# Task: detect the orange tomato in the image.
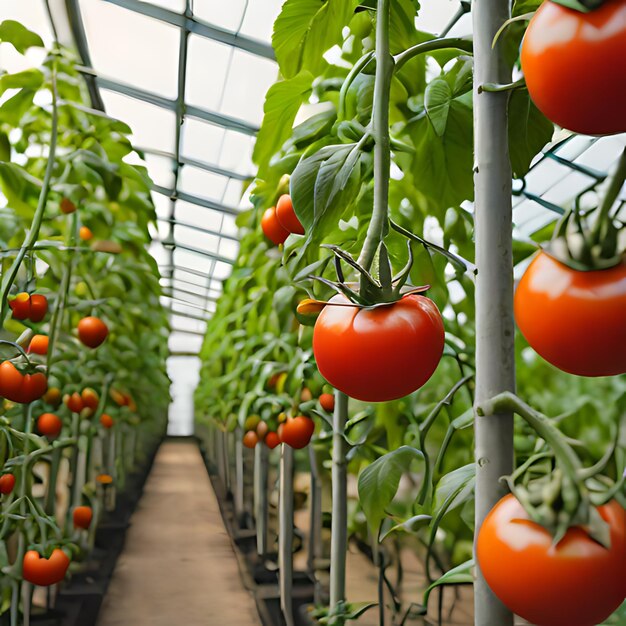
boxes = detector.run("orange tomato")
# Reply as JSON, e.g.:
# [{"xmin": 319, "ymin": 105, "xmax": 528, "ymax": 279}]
[
  {"xmin": 73, "ymin": 505, "xmax": 93, "ymax": 530},
  {"xmin": 275, "ymin": 194, "xmax": 304, "ymax": 235},
  {"xmin": 28, "ymin": 294, "xmax": 48, "ymax": 323},
  {"xmin": 77, "ymin": 316, "xmax": 108, "ymax": 349},
  {"xmin": 65, "ymin": 392, "xmax": 84, "ymax": 413},
  {"xmin": 22, "ymin": 549, "xmax": 70, "ymax": 586},
  {"xmin": 28, "ymin": 335, "xmax": 49, "ymax": 355},
  {"xmin": 81, "ymin": 388, "xmax": 99, "ymax": 410},
  {"xmin": 100, "ymin": 413, "xmax": 114, "ymax": 429},
  {"xmin": 261, "ymin": 207, "xmax": 289, "ymax": 246},
  {"xmin": 319, "ymin": 393, "xmax": 335, "ymax": 412},
  {"xmin": 79, "ymin": 226, "xmax": 93, "ymax": 241},
  {"xmin": 280, "ymin": 416, "xmax": 315, "ymax": 449},
  {"xmin": 37, "ymin": 413, "xmax": 62, "ymax": 438},
  {"xmin": 243, "ymin": 431, "xmax": 259, "ymax": 449}
]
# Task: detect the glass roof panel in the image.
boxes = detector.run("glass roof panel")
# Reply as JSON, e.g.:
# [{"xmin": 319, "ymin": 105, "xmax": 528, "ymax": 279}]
[
  {"xmin": 181, "ymin": 118, "xmax": 226, "ymax": 164},
  {"xmin": 174, "ymin": 201, "xmax": 229, "ymax": 230},
  {"xmin": 174, "ymin": 223, "xmax": 221, "ymax": 251},
  {"xmin": 79, "ymin": 0, "xmax": 180, "ymax": 98},
  {"xmin": 178, "ymin": 166, "xmax": 229, "ymax": 202},
  {"xmin": 145, "ymin": 0, "xmax": 185, "ymax": 12},
  {"xmin": 191, "ymin": 0, "xmax": 249, "ymax": 32},
  {"xmin": 239, "ymin": 0, "xmax": 284, "ymax": 40}
]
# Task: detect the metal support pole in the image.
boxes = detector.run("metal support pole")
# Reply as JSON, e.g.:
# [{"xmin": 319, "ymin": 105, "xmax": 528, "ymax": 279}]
[
  {"xmin": 279, "ymin": 444, "xmax": 295, "ymax": 626},
  {"xmin": 254, "ymin": 444, "xmax": 269, "ymax": 556},
  {"xmin": 234, "ymin": 426, "xmax": 245, "ymax": 522},
  {"xmin": 472, "ymin": 0, "xmax": 516, "ymax": 624},
  {"xmin": 308, "ymin": 444, "xmax": 323, "ymax": 604}
]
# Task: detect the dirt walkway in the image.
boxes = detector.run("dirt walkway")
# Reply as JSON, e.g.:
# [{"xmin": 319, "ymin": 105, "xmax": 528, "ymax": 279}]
[{"xmin": 97, "ymin": 440, "xmax": 259, "ymax": 626}]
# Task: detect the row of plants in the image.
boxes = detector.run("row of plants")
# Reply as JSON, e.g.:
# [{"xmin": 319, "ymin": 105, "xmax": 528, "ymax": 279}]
[
  {"xmin": 196, "ymin": 0, "xmax": 625, "ymax": 625},
  {"xmin": 0, "ymin": 22, "xmax": 170, "ymax": 623}
]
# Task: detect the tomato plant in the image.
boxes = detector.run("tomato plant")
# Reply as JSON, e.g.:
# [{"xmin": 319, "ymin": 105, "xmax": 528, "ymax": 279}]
[
  {"xmin": 313, "ymin": 294, "xmax": 445, "ymax": 402},
  {"xmin": 515, "ymin": 252, "xmax": 626, "ymax": 376},
  {"xmin": 477, "ymin": 494, "xmax": 626, "ymax": 626},
  {"xmin": 77, "ymin": 316, "xmax": 109, "ymax": 349},
  {"xmin": 521, "ymin": 0, "xmax": 626, "ymax": 135},
  {"xmin": 73, "ymin": 506, "xmax": 93, "ymax": 530},
  {"xmin": 22, "ymin": 549, "xmax": 70, "ymax": 587}
]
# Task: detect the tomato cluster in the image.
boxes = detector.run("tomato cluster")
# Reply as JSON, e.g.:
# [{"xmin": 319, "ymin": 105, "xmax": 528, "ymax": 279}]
[
  {"xmin": 261, "ymin": 194, "xmax": 305, "ymax": 246},
  {"xmin": 9, "ymin": 293, "xmax": 48, "ymax": 323},
  {"xmin": 242, "ymin": 413, "xmax": 315, "ymax": 450},
  {"xmin": 0, "ymin": 361, "xmax": 47, "ymax": 404}
]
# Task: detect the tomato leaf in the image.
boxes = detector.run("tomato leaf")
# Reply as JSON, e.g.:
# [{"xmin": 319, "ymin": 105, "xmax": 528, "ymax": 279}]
[
  {"xmin": 358, "ymin": 446, "xmax": 424, "ymax": 533},
  {"xmin": 423, "ymin": 559, "xmax": 474, "ymax": 607},
  {"xmin": 272, "ymin": 0, "xmax": 357, "ymax": 79},
  {"xmin": 0, "ymin": 20, "xmax": 44, "ymax": 54},
  {"xmin": 252, "ymin": 71, "xmax": 314, "ymax": 175},
  {"xmin": 424, "ymin": 79, "xmax": 452, "ymax": 137},
  {"xmin": 0, "ymin": 69, "xmax": 44, "ymax": 95},
  {"xmin": 508, "ymin": 90, "xmax": 554, "ymax": 179}
]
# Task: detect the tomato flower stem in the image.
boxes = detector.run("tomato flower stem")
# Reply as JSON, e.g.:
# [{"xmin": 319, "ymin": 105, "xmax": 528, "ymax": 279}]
[
  {"xmin": 394, "ymin": 37, "xmax": 473, "ymax": 73},
  {"xmin": 338, "ymin": 51, "xmax": 375, "ymax": 121},
  {"xmin": 591, "ymin": 147, "xmax": 626, "ymax": 247}
]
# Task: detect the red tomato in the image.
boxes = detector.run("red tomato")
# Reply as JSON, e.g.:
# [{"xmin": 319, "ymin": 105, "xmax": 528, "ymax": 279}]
[
  {"xmin": 319, "ymin": 393, "xmax": 335, "ymax": 412},
  {"xmin": 28, "ymin": 335, "xmax": 49, "ymax": 355},
  {"xmin": 37, "ymin": 413, "xmax": 62, "ymax": 438},
  {"xmin": 22, "ymin": 373, "xmax": 47, "ymax": 402},
  {"xmin": 22, "ymin": 549, "xmax": 70, "ymax": 586},
  {"xmin": 256, "ymin": 421, "xmax": 268, "ymax": 440},
  {"xmin": 28, "ymin": 295, "xmax": 48, "ymax": 323},
  {"xmin": 515, "ymin": 252, "xmax": 626, "ymax": 377},
  {"xmin": 261, "ymin": 207, "xmax": 289, "ymax": 246},
  {"xmin": 9, "ymin": 293, "xmax": 30, "ymax": 320},
  {"xmin": 477, "ymin": 495, "xmax": 626, "ymax": 626},
  {"xmin": 100, "ymin": 413, "xmax": 114, "ymax": 429},
  {"xmin": 73, "ymin": 505, "xmax": 93, "ymax": 529},
  {"xmin": 60, "ymin": 198, "xmax": 76, "ymax": 214},
  {"xmin": 77, "ymin": 316, "xmax": 109, "ymax": 348},
  {"xmin": 243, "ymin": 431, "xmax": 259, "ymax": 449},
  {"xmin": 0, "ymin": 362, "xmax": 47, "ymax": 403},
  {"xmin": 521, "ymin": 0, "xmax": 626, "ymax": 135},
  {"xmin": 65, "ymin": 392, "xmax": 84, "ymax": 413},
  {"xmin": 275, "ymin": 194, "xmax": 304, "ymax": 235},
  {"xmin": 81, "ymin": 388, "xmax": 99, "ymax": 410},
  {"xmin": 280, "ymin": 416, "xmax": 315, "ymax": 449},
  {"xmin": 313, "ymin": 294, "xmax": 445, "ymax": 402},
  {"xmin": 265, "ymin": 431, "xmax": 281, "ymax": 449},
  {"xmin": 0, "ymin": 474, "xmax": 16, "ymax": 495}
]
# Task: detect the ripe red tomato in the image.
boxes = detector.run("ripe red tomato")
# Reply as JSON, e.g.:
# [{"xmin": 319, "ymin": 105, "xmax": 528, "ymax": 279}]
[
  {"xmin": 265, "ymin": 431, "xmax": 280, "ymax": 449},
  {"xmin": 60, "ymin": 198, "xmax": 76, "ymax": 214},
  {"xmin": 28, "ymin": 335, "xmax": 49, "ymax": 355},
  {"xmin": 0, "ymin": 362, "xmax": 47, "ymax": 403},
  {"xmin": 73, "ymin": 505, "xmax": 93, "ymax": 529},
  {"xmin": 515, "ymin": 252, "xmax": 626, "ymax": 377},
  {"xmin": 281, "ymin": 416, "xmax": 315, "ymax": 449},
  {"xmin": 28, "ymin": 295, "xmax": 48, "ymax": 323},
  {"xmin": 77, "ymin": 316, "xmax": 109, "ymax": 348},
  {"xmin": 477, "ymin": 495, "xmax": 626, "ymax": 626},
  {"xmin": 313, "ymin": 294, "xmax": 445, "ymax": 402},
  {"xmin": 22, "ymin": 549, "xmax": 70, "ymax": 586},
  {"xmin": 9, "ymin": 293, "xmax": 30, "ymax": 320},
  {"xmin": 37, "ymin": 413, "xmax": 62, "ymax": 438},
  {"xmin": 81, "ymin": 388, "xmax": 99, "ymax": 410},
  {"xmin": 0, "ymin": 474, "xmax": 16, "ymax": 495},
  {"xmin": 65, "ymin": 392, "xmax": 84, "ymax": 413},
  {"xmin": 275, "ymin": 194, "xmax": 304, "ymax": 235},
  {"xmin": 521, "ymin": 0, "xmax": 626, "ymax": 135},
  {"xmin": 100, "ymin": 413, "xmax": 114, "ymax": 429},
  {"xmin": 110, "ymin": 388, "xmax": 128, "ymax": 406},
  {"xmin": 243, "ymin": 431, "xmax": 259, "ymax": 449},
  {"xmin": 319, "ymin": 393, "xmax": 335, "ymax": 412},
  {"xmin": 261, "ymin": 207, "xmax": 290, "ymax": 246}
]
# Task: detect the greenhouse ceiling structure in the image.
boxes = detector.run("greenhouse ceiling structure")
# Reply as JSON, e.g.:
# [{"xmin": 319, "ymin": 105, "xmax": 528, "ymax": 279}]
[{"xmin": 2, "ymin": 0, "xmax": 623, "ymax": 358}]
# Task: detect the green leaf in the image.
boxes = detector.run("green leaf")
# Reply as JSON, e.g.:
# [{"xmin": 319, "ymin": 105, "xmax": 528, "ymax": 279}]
[
  {"xmin": 252, "ymin": 71, "xmax": 313, "ymax": 173},
  {"xmin": 0, "ymin": 131, "xmax": 10, "ymax": 162},
  {"xmin": 291, "ymin": 142, "xmax": 362, "ymax": 249},
  {"xmin": 423, "ymin": 559, "xmax": 474, "ymax": 606},
  {"xmin": 0, "ymin": 88, "xmax": 35, "ymax": 126},
  {"xmin": 358, "ymin": 446, "xmax": 424, "ymax": 533},
  {"xmin": 512, "ymin": 0, "xmax": 542, "ymax": 15},
  {"xmin": 0, "ymin": 162, "xmax": 42, "ymax": 215},
  {"xmin": 379, "ymin": 514, "xmax": 432, "ymax": 541},
  {"xmin": 424, "ymin": 79, "xmax": 452, "ymax": 137},
  {"xmin": 508, "ymin": 90, "xmax": 553, "ymax": 179},
  {"xmin": 0, "ymin": 69, "xmax": 44, "ymax": 95},
  {"xmin": 0, "ymin": 20, "xmax": 44, "ymax": 54},
  {"xmin": 433, "ymin": 463, "xmax": 475, "ymax": 517},
  {"xmin": 272, "ymin": 0, "xmax": 357, "ymax": 79}
]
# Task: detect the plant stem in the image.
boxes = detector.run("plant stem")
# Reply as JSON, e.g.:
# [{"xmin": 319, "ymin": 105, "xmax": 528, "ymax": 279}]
[
  {"xmin": 0, "ymin": 63, "xmax": 59, "ymax": 324},
  {"xmin": 338, "ymin": 51, "xmax": 375, "ymax": 121},
  {"xmin": 472, "ymin": 0, "xmax": 515, "ymax": 621},
  {"xmin": 358, "ymin": 0, "xmax": 393, "ymax": 293},
  {"xmin": 591, "ymin": 147, "xmax": 626, "ymax": 246},
  {"xmin": 393, "ymin": 37, "xmax": 473, "ymax": 73},
  {"xmin": 329, "ymin": 390, "xmax": 349, "ymax": 610},
  {"xmin": 278, "ymin": 443, "xmax": 295, "ymax": 626}
]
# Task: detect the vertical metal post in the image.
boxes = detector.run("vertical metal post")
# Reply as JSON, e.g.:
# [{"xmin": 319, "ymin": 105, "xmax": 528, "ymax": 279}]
[
  {"xmin": 254, "ymin": 444, "xmax": 269, "ymax": 556},
  {"xmin": 279, "ymin": 444, "xmax": 295, "ymax": 626},
  {"xmin": 472, "ymin": 0, "xmax": 516, "ymax": 624},
  {"xmin": 329, "ymin": 390, "xmax": 349, "ymax": 608},
  {"xmin": 308, "ymin": 444, "xmax": 323, "ymax": 604},
  {"xmin": 234, "ymin": 426, "xmax": 245, "ymax": 522}
]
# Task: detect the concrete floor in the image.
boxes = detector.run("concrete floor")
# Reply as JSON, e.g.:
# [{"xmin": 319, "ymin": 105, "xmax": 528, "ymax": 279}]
[{"xmin": 97, "ymin": 441, "xmax": 259, "ymax": 626}]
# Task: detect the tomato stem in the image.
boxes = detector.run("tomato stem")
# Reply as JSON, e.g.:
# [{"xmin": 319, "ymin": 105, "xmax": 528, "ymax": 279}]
[
  {"xmin": 394, "ymin": 37, "xmax": 473, "ymax": 72},
  {"xmin": 591, "ymin": 147, "xmax": 626, "ymax": 248},
  {"xmin": 358, "ymin": 0, "xmax": 393, "ymax": 295}
]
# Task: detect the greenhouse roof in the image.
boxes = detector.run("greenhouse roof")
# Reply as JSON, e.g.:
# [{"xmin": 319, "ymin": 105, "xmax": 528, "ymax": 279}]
[{"xmin": 1, "ymin": 0, "xmax": 624, "ymax": 357}]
